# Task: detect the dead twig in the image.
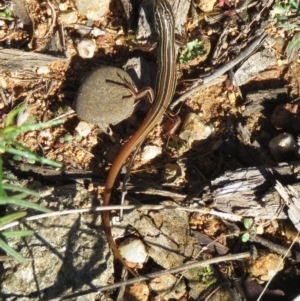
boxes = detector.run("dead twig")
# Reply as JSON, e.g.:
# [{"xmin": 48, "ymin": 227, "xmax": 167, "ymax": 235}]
[
  {"xmin": 0, "ymin": 204, "xmax": 243, "ymax": 232},
  {"xmin": 41, "ymin": 0, "xmax": 57, "ymax": 40},
  {"xmin": 50, "ymin": 251, "xmax": 252, "ymax": 300},
  {"xmin": 0, "ymin": 204, "xmax": 182, "ymax": 231}
]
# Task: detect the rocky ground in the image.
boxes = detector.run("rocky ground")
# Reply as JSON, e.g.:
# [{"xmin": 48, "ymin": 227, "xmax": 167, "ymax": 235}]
[{"xmin": 1, "ymin": 0, "xmax": 300, "ymax": 300}]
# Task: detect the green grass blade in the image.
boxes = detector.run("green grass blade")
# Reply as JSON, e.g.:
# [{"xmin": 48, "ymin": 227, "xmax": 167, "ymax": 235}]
[
  {"xmin": 6, "ymin": 119, "xmax": 63, "ymax": 138},
  {"xmin": 5, "ymin": 138, "xmax": 37, "ymax": 154},
  {"xmin": 0, "ymin": 157, "xmax": 6, "ymax": 197},
  {"xmin": 0, "ymin": 236, "xmax": 27, "ymax": 263},
  {"xmin": 277, "ymin": 23, "xmax": 300, "ymax": 28},
  {"xmin": 4, "ymin": 104, "xmax": 27, "ymax": 127},
  {"xmin": 2, "ymin": 145, "xmax": 61, "ymax": 167},
  {"xmin": 9, "ymin": 193, "xmax": 30, "ymax": 199},
  {"xmin": 289, "ymin": 0, "xmax": 299, "ymax": 10},
  {"xmin": 288, "ymin": 35, "xmax": 300, "ymax": 49},
  {"xmin": 0, "ymin": 211, "xmax": 27, "ymax": 226},
  {"xmin": 2, "ymin": 175, "xmax": 18, "ymax": 181},
  {"xmin": 277, "ymin": 15, "xmax": 288, "ymax": 20},
  {"xmin": 1, "ymin": 125, "xmax": 20, "ymax": 137},
  {"xmin": 1, "ymin": 230, "xmax": 34, "ymax": 238},
  {"xmin": 2, "ymin": 184, "xmax": 39, "ymax": 196},
  {"xmin": 0, "ymin": 197, "xmax": 52, "ymax": 213}
]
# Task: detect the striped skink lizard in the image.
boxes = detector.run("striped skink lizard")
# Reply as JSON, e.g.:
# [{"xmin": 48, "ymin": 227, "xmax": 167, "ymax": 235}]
[{"xmin": 102, "ymin": 0, "xmax": 177, "ymax": 277}]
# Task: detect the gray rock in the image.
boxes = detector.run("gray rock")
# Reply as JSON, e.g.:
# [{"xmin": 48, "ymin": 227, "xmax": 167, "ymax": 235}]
[
  {"xmin": 73, "ymin": 0, "xmax": 110, "ymax": 20},
  {"xmin": 149, "ymin": 274, "xmax": 186, "ymax": 299},
  {"xmin": 58, "ymin": 10, "xmax": 78, "ymax": 25},
  {"xmin": 114, "ymin": 200, "xmax": 195, "ymax": 270},
  {"xmin": 75, "ymin": 66, "xmax": 136, "ymax": 127},
  {"xmin": 179, "ymin": 112, "xmax": 212, "ymax": 145},
  {"xmin": 119, "ymin": 237, "xmax": 148, "ymax": 263},
  {"xmin": 140, "ymin": 145, "xmax": 162, "ymax": 163},
  {"xmin": 163, "ymin": 163, "xmax": 182, "ymax": 183},
  {"xmin": 268, "ymin": 132, "xmax": 298, "ymax": 161},
  {"xmin": 0, "ymin": 184, "xmax": 113, "ymax": 300},
  {"xmin": 76, "ymin": 39, "xmax": 96, "ymax": 58}
]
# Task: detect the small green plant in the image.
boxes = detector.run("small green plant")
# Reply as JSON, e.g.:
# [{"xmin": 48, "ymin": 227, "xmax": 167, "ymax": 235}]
[
  {"xmin": 61, "ymin": 133, "xmax": 82, "ymax": 143},
  {"xmin": 271, "ymin": 0, "xmax": 299, "ymax": 20},
  {"xmin": 63, "ymin": 134, "xmax": 73, "ymax": 142},
  {"xmin": 241, "ymin": 218, "xmax": 254, "ymax": 243},
  {"xmin": 0, "ymin": 9, "xmax": 14, "ymax": 21},
  {"xmin": 0, "ymin": 105, "xmax": 63, "ymax": 263},
  {"xmin": 271, "ymin": 0, "xmax": 300, "ymax": 50},
  {"xmin": 179, "ymin": 39, "xmax": 206, "ymax": 63},
  {"xmin": 168, "ymin": 139, "xmax": 187, "ymax": 150},
  {"xmin": 197, "ymin": 266, "xmax": 216, "ymax": 286},
  {"xmin": 13, "ymin": 154, "xmax": 36, "ymax": 164},
  {"xmin": 76, "ymin": 134, "xmax": 83, "ymax": 141}
]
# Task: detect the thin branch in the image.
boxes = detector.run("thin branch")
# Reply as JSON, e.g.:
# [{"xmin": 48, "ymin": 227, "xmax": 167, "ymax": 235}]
[
  {"xmin": 42, "ymin": 0, "xmax": 57, "ymax": 40},
  {"xmin": 0, "ymin": 205, "xmax": 242, "ymax": 231},
  {"xmin": 50, "ymin": 251, "xmax": 251, "ymax": 300},
  {"xmin": 0, "ymin": 204, "xmax": 179, "ymax": 231}
]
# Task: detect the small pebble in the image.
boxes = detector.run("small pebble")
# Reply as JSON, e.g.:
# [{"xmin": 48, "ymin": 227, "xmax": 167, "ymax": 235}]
[
  {"xmin": 74, "ymin": 0, "xmax": 110, "ymax": 20},
  {"xmin": 75, "ymin": 121, "xmax": 91, "ymax": 137},
  {"xmin": 77, "ymin": 39, "xmax": 95, "ymax": 58},
  {"xmin": 271, "ymin": 103, "xmax": 300, "ymax": 131},
  {"xmin": 268, "ymin": 132, "xmax": 298, "ymax": 161},
  {"xmin": 140, "ymin": 145, "xmax": 162, "ymax": 163},
  {"xmin": 119, "ymin": 237, "xmax": 147, "ymax": 264},
  {"xmin": 36, "ymin": 66, "xmax": 50, "ymax": 75},
  {"xmin": 115, "ymin": 39, "xmax": 123, "ymax": 46},
  {"xmin": 179, "ymin": 112, "xmax": 212, "ymax": 145},
  {"xmin": 59, "ymin": 2, "xmax": 69, "ymax": 11},
  {"xmin": 90, "ymin": 27, "xmax": 105, "ymax": 37},
  {"xmin": 58, "ymin": 11, "xmax": 78, "ymax": 25},
  {"xmin": 163, "ymin": 163, "xmax": 181, "ymax": 183},
  {"xmin": 56, "ymin": 154, "xmax": 63, "ymax": 162}
]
